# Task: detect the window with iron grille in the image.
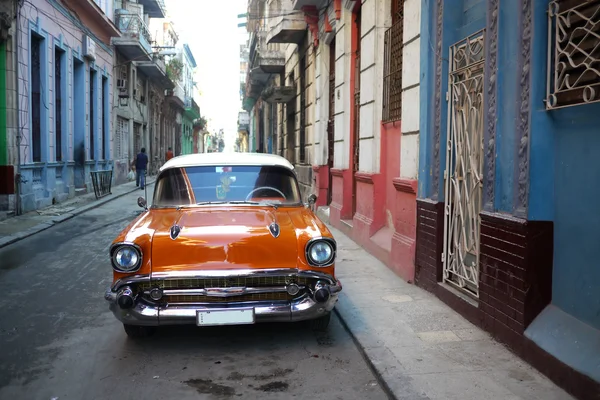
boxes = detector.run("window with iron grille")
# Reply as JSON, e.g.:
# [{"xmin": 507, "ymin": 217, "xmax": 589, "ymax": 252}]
[
  {"xmin": 546, "ymin": 0, "xmax": 600, "ymax": 110},
  {"xmin": 299, "ymin": 53, "xmax": 307, "ymax": 163},
  {"xmin": 382, "ymin": 0, "xmax": 404, "ymax": 123}
]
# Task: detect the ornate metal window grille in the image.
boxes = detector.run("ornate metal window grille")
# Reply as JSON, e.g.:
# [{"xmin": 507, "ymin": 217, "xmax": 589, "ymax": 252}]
[
  {"xmin": 299, "ymin": 53, "xmax": 307, "ymax": 163},
  {"xmin": 382, "ymin": 1, "xmax": 404, "ymax": 123},
  {"xmin": 55, "ymin": 48, "xmax": 63, "ymax": 162},
  {"xmin": 546, "ymin": 0, "xmax": 600, "ymax": 110},
  {"xmin": 31, "ymin": 35, "xmax": 42, "ymax": 163},
  {"xmin": 442, "ymin": 30, "xmax": 486, "ymax": 298}
]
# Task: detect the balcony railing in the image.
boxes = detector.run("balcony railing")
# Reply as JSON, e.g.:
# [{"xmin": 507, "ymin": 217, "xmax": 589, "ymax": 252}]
[{"xmin": 115, "ymin": 10, "xmax": 152, "ymax": 54}]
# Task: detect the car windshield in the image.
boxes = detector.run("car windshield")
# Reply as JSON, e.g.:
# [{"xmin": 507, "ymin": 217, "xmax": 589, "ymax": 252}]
[{"xmin": 152, "ymin": 165, "xmax": 302, "ymax": 207}]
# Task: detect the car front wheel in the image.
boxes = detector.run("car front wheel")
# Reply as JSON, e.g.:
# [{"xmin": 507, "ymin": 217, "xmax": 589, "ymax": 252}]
[
  {"xmin": 309, "ymin": 313, "xmax": 331, "ymax": 331},
  {"xmin": 123, "ymin": 324, "xmax": 157, "ymax": 338}
]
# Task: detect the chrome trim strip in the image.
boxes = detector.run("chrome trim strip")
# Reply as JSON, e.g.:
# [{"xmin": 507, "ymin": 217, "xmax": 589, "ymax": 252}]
[
  {"xmin": 149, "ymin": 268, "xmax": 337, "ymax": 284},
  {"xmin": 305, "ymin": 237, "xmax": 337, "ymax": 267},
  {"xmin": 147, "ymin": 286, "xmax": 302, "ymax": 297},
  {"xmin": 150, "ymin": 268, "xmax": 300, "ymax": 279}
]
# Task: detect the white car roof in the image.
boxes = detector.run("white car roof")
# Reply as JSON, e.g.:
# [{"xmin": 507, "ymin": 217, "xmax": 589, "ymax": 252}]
[{"xmin": 159, "ymin": 152, "xmax": 295, "ymax": 172}]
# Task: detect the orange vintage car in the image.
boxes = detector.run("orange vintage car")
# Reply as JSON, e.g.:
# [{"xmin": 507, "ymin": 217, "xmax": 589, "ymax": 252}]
[{"xmin": 104, "ymin": 153, "xmax": 342, "ymax": 338}]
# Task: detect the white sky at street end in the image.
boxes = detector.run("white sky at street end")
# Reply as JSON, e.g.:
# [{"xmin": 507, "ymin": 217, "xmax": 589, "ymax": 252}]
[{"xmin": 166, "ymin": 0, "xmax": 248, "ymax": 152}]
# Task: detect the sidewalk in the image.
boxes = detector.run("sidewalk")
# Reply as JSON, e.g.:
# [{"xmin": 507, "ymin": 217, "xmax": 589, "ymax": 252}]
[
  {"xmin": 0, "ymin": 179, "xmax": 154, "ymax": 249},
  {"xmin": 329, "ymin": 224, "xmax": 574, "ymax": 400}
]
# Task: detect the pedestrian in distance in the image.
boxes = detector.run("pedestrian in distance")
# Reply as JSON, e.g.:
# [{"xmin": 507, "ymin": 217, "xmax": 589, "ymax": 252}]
[
  {"xmin": 131, "ymin": 147, "xmax": 148, "ymax": 190},
  {"xmin": 166, "ymin": 147, "xmax": 174, "ymax": 161}
]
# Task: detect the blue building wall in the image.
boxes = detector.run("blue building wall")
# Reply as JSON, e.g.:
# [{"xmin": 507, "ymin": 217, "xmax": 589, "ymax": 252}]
[
  {"xmin": 418, "ymin": 0, "xmax": 486, "ymax": 200},
  {"xmin": 419, "ymin": 0, "xmax": 600, "ymax": 384},
  {"xmin": 526, "ymin": 0, "xmax": 600, "ymax": 331},
  {"xmin": 493, "ymin": 0, "xmax": 519, "ymax": 213}
]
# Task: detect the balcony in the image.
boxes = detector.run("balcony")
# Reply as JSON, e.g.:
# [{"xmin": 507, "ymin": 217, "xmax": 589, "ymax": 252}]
[
  {"xmin": 136, "ymin": 56, "xmax": 174, "ymax": 89},
  {"xmin": 137, "ymin": 0, "xmax": 166, "ymax": 18},
  {"xmin": 262, "ymin": 85, "xmax": 296, "ymax": 103},
  {"xmin": 266, "ymin": 10, "xmax": 306, "ymax": 44},
  {"xmin": 254, "ymin": 33, "xmax": 285, "ymax": 74},
  {"xmin": 113, "ymin": 10, "xmax": 152, "ymax": 61},
  {"xmin": 185, "ymin": 97, "xmax": 201, "ymax": 120},
  {"xmin": 291, "ymin": 0, "xmax": 328, "ymax": 10},
  {"xmin": 167, "ymin": 81, "xmax": 186, "ymax": 109},
  {"xmin": 64, "ymin": 0, "xmax": 120, "ymax": 38},
  {"xmin": 247, "ymin": 31, "xmax": 285, "ymax": 90},
  {"xmin": 238, "ymin": 111, "xmax": 250, "ymax": 132}
]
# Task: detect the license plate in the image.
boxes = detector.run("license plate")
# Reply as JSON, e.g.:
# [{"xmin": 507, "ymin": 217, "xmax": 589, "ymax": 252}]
[{"xmin": 196, "ymin": 308, "xmax": 255, "ymax": 326}]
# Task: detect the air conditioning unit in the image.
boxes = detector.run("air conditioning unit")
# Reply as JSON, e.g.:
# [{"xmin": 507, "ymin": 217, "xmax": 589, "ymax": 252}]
[{"xmin": 82, "ymin": 35, "xmax": 96, "ymax": 61}]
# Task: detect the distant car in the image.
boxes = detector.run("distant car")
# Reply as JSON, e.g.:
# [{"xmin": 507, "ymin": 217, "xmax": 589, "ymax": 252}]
[{"xmin": 104, "ymin": 153, "xmax": 342, "ymax": 338}]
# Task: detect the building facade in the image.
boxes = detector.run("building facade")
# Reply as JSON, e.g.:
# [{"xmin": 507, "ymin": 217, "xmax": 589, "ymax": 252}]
[
  {"xmin": 112, "ymin": 0, "xmax": 174, "ymax": 181},
  {"xmin": 13, "ymin": 0, "xmax": 119, "ymax": 212},
  {"xmin": 243, "ymin": 0, "xmax": 421, "ymax": 279},
  {"xmin": 416, "ymin": 0, "xmax": 600, "ymax": 398},
  {"xmin": 0, "ymin": 0, "xmax": 17, "ymax": 219},
  {"xmin": 179, "ymin": 43, "xmax": 199, "ymax": 155},
  {"xmin": 0, "ymin": 0, "xmax": 191, "ymax": 217}
]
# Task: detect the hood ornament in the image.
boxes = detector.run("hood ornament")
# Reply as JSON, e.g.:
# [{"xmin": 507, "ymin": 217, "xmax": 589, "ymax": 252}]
[
  {"xmin": 269, "ymin": 222, "xmax": 280, "ymax": 238},
  {"xmin": 170, "ymin": 224, "xmax": 181, "ymax": 240}
]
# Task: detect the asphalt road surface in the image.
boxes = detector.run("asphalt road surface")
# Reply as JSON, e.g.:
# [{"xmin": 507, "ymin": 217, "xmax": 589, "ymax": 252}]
[{"xmin": 0, "ymin": 187, "xmax": 387, "ymax": 400}]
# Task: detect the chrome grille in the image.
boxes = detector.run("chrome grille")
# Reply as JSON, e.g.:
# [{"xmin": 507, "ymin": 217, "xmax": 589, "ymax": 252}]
[
  {"xmin": 136, "ymin": 274, "xmax": 317, "ymax": 304},
  {"xmin": 138, "ymin": 276, "xmax": 313, "ymax": 291}
]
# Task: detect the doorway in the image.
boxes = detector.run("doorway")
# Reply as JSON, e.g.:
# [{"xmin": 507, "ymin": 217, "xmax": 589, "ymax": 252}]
[
  {"xmin": 442, "ymin": 31, "xmax": 486, "ymax": 298},
  {"xmin": 73, "ymin": 58, "xmax": 85, "ymax": 188}
]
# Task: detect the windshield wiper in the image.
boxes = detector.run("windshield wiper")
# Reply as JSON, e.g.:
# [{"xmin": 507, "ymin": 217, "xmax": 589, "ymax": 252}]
[{"xmin": 195, "ymin": 201, "xmax": 229, "ymax": 205}]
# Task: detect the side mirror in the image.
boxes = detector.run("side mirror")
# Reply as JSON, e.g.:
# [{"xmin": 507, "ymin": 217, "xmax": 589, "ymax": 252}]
[
  {"xmin": 307, "ymin": 194, "xmax": 317, "ymax": 210},
  {"xmin": 137, "ymin": 196, "xmax": 147, "ymax": 209}
]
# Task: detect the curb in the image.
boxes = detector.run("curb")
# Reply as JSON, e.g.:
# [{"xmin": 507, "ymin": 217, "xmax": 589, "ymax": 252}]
[
  {"xmin": 334, "ymin": 306, "xmax": 397, "ymax": 400},
  {"xmin": 0, "ymin": 181, "xmax": 155, "ymax": 250}
]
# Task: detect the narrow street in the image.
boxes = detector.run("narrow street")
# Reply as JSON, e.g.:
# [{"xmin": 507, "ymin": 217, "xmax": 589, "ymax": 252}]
[{"xmin": 0, "ymin": 187, "xmax": 387, "ymax": 400}]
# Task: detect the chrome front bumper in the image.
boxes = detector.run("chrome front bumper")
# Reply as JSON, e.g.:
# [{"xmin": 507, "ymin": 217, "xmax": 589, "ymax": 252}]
[{"xmin": 104, "ymin": 272, "xmax": 342, "ymax": 326}]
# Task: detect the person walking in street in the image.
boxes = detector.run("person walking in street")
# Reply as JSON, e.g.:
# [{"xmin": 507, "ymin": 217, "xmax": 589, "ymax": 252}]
[
  {"xmin": 166, "ymin": 147, "xmax": 174, "ymax": 161},
  {"xmin": 131, "ymin": 148, "xmax": 148, "ymax": 190}
]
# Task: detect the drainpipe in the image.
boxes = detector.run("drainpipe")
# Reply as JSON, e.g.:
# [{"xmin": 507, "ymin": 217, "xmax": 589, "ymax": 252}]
[{"xmin": 14, "ymin": 0, "xmax": 22, "ymax": 216}]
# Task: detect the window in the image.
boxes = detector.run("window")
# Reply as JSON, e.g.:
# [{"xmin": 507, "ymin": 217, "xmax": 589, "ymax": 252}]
[
  {"xmin": 153, "ymin": 165, "xmax": 302, "ymax": 207},
  {"xmin": 546, "ymin": 0, "xmax": 600, "ymax": 109},
  {"xmin": 299, "ymin": 53, "xmax": 307, "ymax": 163},
  {"xmin": 115, "ymin": 116, "xmax": 128, "ymax": 159},
  {"xmin": 31, "ymin": 34, "xmax": 42, "ymax": 162},
  {"xmin": 55, "ymin": 48, "xmax": 65, "ymax": 162},
  {"xmin": 382, "ymin": 0, "xmax": 404, "ymax": 123},
  {"xmin": 89, "ymin": 68, "xmax": 96, "ymax": 160}
]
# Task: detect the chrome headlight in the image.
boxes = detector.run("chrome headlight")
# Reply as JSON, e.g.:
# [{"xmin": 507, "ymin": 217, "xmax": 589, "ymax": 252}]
[
  {"xmin": 110, "ymin": 243, "xmax": 143, "ymax": 273},
  {"xmin": 305, "ymin": 238, "xmax": 336, "ymax": 267}
]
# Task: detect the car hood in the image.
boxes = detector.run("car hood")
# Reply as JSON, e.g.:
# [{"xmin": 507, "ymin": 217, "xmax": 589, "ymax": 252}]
[{"xmin": 147, "ymin": 207, "xmax": 302, "ymax": 273}]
